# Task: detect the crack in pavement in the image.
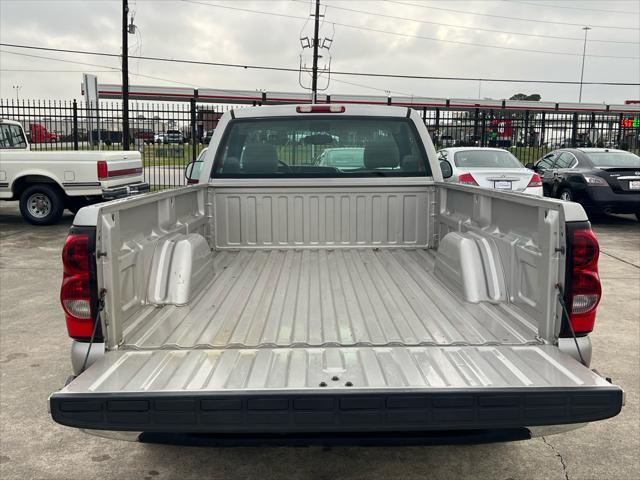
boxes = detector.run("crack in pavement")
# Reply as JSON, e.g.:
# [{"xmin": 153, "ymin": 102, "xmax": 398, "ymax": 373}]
[
  {"xmin": 541, "ymin": 436, "xmax": 569, "ymax": 480},
  {"xmin": 600, "ymin": 250, "xmax": 640, "ymax": 270}
]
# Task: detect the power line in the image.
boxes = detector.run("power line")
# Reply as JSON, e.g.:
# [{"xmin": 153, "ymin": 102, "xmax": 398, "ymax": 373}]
[
  {"xmin": 182, "ymin": 0, "xmax": 309, "ymax": 21},
  {"xmin": 1, "ymin": 69, "xmax": 115, "ymax": 73},
  {"xmin": 384, "ymin": 0, "xmax": 640, "ymax": 31},
  {"xmin": 0, "ymin": 44, "xmax": 301, "ymax": 73},
  {"xmin": 0, "ymin": 49, "xmax": 198, "ymax": 87},
  {"xmin": 184, "ymin": 0, "xmax": 639, "ymax": 58},
  {"xmin": 506, "ymin": 0, "xmax": 639, "ymax": 15},
  {"xmin": 327, "ymin": 68, "xmax": 640, "ymax": 86},
  {"xmin": 1, "ymin": 43, "xmax": 638, "ymax": 86},
  {"xmin": 330, "ymin": 21, "xmax": 638, "ymax": 59},
  {"xmin": 308, "ymin": 0, "xmax": 638, "ymax": 45}
]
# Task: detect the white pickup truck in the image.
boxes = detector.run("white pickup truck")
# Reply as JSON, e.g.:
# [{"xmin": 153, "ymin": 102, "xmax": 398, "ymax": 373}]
[
  {"xmin": 0, "ymin": 119, "xmax": 149, "ymax": 225},
  {"xmin": 49, "ymin": 104, "xmax": 622, "ymax": 445}
]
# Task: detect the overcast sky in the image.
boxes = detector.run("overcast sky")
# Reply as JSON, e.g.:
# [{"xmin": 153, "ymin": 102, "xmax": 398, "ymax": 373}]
[{"xmin": 1, "ymin": 0, "xmax": 639, "ymax": 103}]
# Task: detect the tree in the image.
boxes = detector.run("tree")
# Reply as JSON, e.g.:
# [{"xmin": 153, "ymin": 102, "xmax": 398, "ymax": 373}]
[{"xmin": 510, "ymin": 93, "xmax": 542, "ymax": 101}]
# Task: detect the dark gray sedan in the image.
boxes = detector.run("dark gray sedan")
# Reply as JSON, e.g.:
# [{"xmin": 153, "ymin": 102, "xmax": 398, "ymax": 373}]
[{"xmin": 528, "ymin": 148, "xmax": 640, "ymax": 220}]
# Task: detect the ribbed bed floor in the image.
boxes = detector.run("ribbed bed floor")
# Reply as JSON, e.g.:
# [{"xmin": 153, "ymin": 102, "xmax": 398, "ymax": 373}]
[{"xmin": 122, "ymin": 249, "xmax": 541, "ymax": 349}]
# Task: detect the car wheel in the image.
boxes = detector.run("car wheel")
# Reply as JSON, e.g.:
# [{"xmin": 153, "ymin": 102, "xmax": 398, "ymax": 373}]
[
  {"xmin": 559, "ymin": 188, "xmax": 573, "ymax": 202},
  {"xmin": 19, "ymin": 184, "xmax": 64, "ymax": 225}
]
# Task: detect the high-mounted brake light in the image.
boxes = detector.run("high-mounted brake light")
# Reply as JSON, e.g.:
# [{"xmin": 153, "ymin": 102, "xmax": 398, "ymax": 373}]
[
  {"xmin": 564, "ymin": 226, "xmax": 601, "ymax": 335},
  {"xmin": 458, "ymin": 173, "xmax": 478, "ymax": 186},
  {"xmin": 527, "ymin": 173, "xmax": 542, "ymax": 187},
  {"xmin": 296, "ymin": 105, "xmax": 345, "ymax": 113},
  {"xmin": 97, "ymin": 160, "xmax": 108, "ymax": 180},
  {"xmin": 60, "ymin": 230, "xmax": 99, "ymax": 341}
]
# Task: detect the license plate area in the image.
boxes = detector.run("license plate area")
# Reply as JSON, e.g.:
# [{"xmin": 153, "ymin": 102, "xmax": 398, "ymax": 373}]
[
  {"xmin": 494, "ymin": 180, "xmax": 512, "ymax": 190},
  {"xmin": 629, "ymin": 180, "xmax": 640, "ymax": 190}
]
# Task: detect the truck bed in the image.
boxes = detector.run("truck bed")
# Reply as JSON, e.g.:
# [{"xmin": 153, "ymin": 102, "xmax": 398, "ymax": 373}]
[{"xmin": 122, "ymin": 248, "xmax": 540, "ymax": 350}]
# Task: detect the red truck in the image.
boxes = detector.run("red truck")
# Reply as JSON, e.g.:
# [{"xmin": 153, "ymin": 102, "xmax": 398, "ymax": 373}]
[{"xmin": 30, "ymin": 123, "xmax": 59, "ymax": 143}]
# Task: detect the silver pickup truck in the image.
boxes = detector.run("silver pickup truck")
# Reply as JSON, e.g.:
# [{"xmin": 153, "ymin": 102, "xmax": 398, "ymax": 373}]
[{"xmin": 50, "ymin": 104, "xmax": 622, "ymax": 444}]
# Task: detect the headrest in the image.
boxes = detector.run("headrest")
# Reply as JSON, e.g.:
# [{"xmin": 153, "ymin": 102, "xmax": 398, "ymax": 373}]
[
  {"xmin": 363, "ymin": 139, "xmax": 400, "ymax": 169},
  {"xmin": 221, "ymin": 156, "xmax": 241, "ymax": 174},
  {"xmin": 241, "ymin": 143, "xmax": 279, "ymax": 173},
  {"xmin": 401, "ymin": 155, "xmax": 421, "ymax": 171}
]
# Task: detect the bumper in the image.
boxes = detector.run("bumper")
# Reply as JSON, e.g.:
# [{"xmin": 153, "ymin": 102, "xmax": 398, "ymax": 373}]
[
  {"xmin": 50, "ymin": 386, "xmax": 623, "ymax": 434},
  {"xmin": 522, "ymin": 186, "xmax": 544, "ymax": 197},
  {"xmin": 101, "ymin": 181, "xmax": 150, "ymax": 200},
  {"xmin": 581, "ymin": 187, "xmax": 640, "ymax": 214}
]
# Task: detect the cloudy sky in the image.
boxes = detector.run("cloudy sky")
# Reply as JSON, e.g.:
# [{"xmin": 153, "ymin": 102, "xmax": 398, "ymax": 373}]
[{"xmin": 1, "ymin": 0, "xmax": 639, "ymax": 103}]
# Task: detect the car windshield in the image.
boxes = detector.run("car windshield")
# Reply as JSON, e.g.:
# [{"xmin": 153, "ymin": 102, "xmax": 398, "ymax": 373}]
[
  {"xmin": 317, "ymin": 148, "xmax": 365, "ymax": 169},
  {"xmin": 585, "ymin": 152, "xmax": 640, "ymax": 168},
  {"xmin": 212, "ymin": 116, "xmax": 430, "ymax": 178},
  {"xmin": 453, "ymin": 150, "xmax": 522, "ymax": 168}
]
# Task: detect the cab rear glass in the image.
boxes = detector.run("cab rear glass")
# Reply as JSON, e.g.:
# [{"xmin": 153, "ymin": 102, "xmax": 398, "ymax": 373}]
[{"xmin": 212, "ymin": 116, "xmax": 431, "ymax": 178}]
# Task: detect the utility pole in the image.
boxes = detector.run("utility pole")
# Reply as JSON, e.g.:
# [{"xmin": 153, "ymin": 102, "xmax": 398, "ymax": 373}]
[
  {"xmin": 122, "ymin": 0, "xmax": 130, "ymax": 150},
  {"xmin": 311, "ymin": 0, "xmax": 320, "ymax": 103},
  {"xmin": 578, "ymin": 26, "xmax": 591, "ymax": 103}
]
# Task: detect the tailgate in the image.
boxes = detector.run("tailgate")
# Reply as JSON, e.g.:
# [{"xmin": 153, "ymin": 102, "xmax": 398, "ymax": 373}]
[
  {"xmin": 100, "ymin": 151, "xmax": 144, "ymax": 188},
  {"xmin": 50, "ymin": 345, "xmax": 622, "ymax": 433}
]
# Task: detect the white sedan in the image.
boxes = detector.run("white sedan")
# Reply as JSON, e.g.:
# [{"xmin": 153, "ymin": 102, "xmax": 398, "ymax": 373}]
[{"xmin": 438, "ymin": 147, "xmax": 543, "ymax": 196}]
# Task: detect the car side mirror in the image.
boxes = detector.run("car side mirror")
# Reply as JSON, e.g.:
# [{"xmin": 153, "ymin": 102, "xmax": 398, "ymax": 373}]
[
  {"xmin": 184, "ymin": 161, "xmax": 198, "ymax": 185},
  {"xmin": 525, "ymin": 162, "xmax": 535, "ymax": 170},
  {"xmin": 439, "ymin": 159, "xmax": 453, "ymax": 179}
]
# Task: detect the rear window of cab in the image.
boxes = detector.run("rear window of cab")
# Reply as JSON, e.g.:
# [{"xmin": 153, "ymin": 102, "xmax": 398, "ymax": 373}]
[{"xmin": 212, "ymin": 116, "xmax": 431, "ymax": 178}]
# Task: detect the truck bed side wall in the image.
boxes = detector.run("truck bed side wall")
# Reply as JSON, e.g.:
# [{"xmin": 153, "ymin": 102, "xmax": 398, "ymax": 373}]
[
  {"xmin": 96, "ymin": 186, "xmax": 210, "ymax": 348},
  {"xmin": 435, "ymin": 183, "xmax": 571, "ymax": 340}
]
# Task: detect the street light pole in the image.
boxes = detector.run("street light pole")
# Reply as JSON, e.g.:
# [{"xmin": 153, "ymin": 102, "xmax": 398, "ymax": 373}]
[
  {"xmin": 12, "ymin": 85, "xmax": 22, "ymax": 102},
  {"xmin": 122, "ymin": 0, "xmax": 130, "ymax": 150},
  {"xmin": 578, "ymin": 26, "xmax": 591, "ymax": 103}
]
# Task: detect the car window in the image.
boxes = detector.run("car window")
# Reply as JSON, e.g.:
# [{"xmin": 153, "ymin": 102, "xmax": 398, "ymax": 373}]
[
  {"xmin": 555, "ymin": 152, "xmax": 576, "ymax": 168},
  {"xmin": 585, "ymin": 151, "xmax": 640, "ymax": 168},
  {"xmin": 213, "ymin": 116, "xmax": 431, "ymax": 178},
  {"xmin": 453, "ymin": 150, "xmax": 522, "ymax": 168},
  {"xmin": 0, "ymin": 124, "xmax": 27, "ymax": 149},
  {"xmin": 536, "ymin": 153, "xmax": 558, "ymax": 170}
]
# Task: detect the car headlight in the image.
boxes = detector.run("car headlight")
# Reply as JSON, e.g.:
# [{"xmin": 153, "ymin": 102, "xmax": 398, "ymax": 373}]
[{"xmin": 583, "ymin": 175, "xmax": 608, "ymax": 186}]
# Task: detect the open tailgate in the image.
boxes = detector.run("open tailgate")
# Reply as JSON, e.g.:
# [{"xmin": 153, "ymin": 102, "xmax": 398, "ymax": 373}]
[{"xmin": 50, "ymin": 345, "xmax": 622, "ymax": 433}]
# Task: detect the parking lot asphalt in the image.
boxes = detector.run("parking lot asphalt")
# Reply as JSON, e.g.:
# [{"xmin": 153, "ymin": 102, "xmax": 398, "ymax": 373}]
[{"xmin": 0, "ymin": 201, "xmax": 638, "ymax": 480}]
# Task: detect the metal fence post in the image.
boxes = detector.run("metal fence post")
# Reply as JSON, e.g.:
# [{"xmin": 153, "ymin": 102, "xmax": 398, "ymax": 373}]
[
  {"xmin": 473, "ymin": 108, "xmax": 479, "ymax": 143},
  {"xmin": 540, "ymin": 111, "xmax": 546, "ymax": 147},
  {"xmin": 190, "ymin": 97, "xmax": 197, "ymax": 163},
  {"xmin": 480, "ymin": 110, "xmax": 486, "ymax": 147},
  {"xmin": 72, "ymin": 99, "xmax": 79, "ymax": 151},
  {"xmin": 572, "ymin": 112, "xmax": 579, "ymax": 148},
  {"xmin": 524, "ymin": 110, "xmax": 530, "ymax": 147},
  {"xmin": 616, "ymin": 113, "xmax": 623, "ymax": 147}
]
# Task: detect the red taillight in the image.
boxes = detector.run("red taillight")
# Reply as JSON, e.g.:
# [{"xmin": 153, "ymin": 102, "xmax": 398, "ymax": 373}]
[
  {"xmin": 61, "ymin": 232, "xmax": 94, "ymax": 340},
  {"xmin": 566, "ymin": 227, "xmax": 601, "ymax": 335},
  {"xmin": 527, "ymin": 173, "xmax": 542, "ymax": 187},
  {"xmin": 97, "ymin": 160, "xmax": 108, "ymax": 180},
  {"xmin": 572, "ymin": 229, "xmax": 599, "ymax": 269},
  {"xmin": 458, "ymin": 173, "xmax": 478, "ymax": 186},
  {"xmin": 296, "ymin": 105, "xmax": 345, "ymax": 113},
  {"xmin": 62, "ymin": 233, "xmax": 89, "ymax": 274}
]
